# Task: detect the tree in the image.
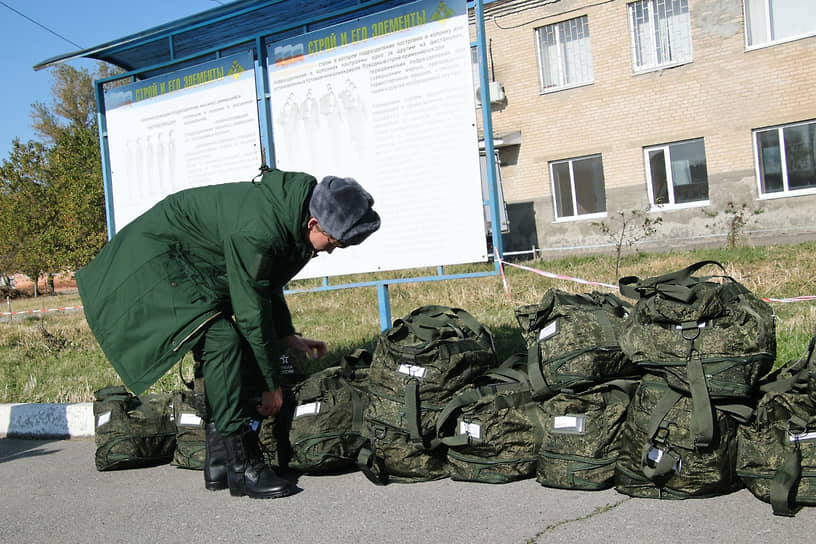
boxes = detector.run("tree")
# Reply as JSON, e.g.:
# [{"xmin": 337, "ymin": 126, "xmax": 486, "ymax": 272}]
[
  {"xmin": 0, "ymin": 139, "xmax": 51, "ymax": 295},
  {"xmin": 592, "ymin": 207, "xmax": 663, "ymax": 278},
  {"xmin": 46, "ymin": 124, "xmax": 106, "ymax": 271},
  {"xmin": 30, "ymin": 64, "xmax": 106, "ymax": 144},
  {"xmin": 0, "ymin": 63, "xmax": 111, "ymax": 294}
]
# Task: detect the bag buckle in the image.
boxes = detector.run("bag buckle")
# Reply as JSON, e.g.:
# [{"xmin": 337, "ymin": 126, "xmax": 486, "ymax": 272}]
[{"xmin": 645, "ymin": 445, "xmax": 683, "ymax": 474}]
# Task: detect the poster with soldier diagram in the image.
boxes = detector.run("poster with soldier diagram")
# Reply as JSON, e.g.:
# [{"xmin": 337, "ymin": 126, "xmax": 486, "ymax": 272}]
[
  {"xmin": 103, "ymin": 52, "xmax": 262, "ymax": 231},
  {"xmin": 268, "ymin": 0, "xmax": 486, "ymax": 279}
]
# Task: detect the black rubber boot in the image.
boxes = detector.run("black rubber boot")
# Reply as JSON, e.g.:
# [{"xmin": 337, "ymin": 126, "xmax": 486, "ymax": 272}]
[
  {"xmin": 204, "ymin": 422, "xmax": 229, "ymax": 491},
  {"xmin": 223, "ymin": 425, "xmax": 296, "ymax": 499}
]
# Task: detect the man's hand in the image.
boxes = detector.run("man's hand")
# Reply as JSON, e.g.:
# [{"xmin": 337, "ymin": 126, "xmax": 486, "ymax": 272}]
[
  {"xmin": 286, "ymin": 334, "xmax": 327, "ymax": 359},
  {"xmin": 256, "ymin": 388, "xmax": 283, "ymax": 417}
]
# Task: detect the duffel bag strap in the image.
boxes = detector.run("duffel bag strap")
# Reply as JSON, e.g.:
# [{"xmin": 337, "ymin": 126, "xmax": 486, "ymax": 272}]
[
  {"xmin": 593, "ymin": 307, "xmax": 618, "ymax": 346},
  {"xmin": 349, "ymin": 385, "xmax": 366, "ymax": 433},
  {"xmin": 687, "ymin": 356, "xmax": 715, "ymax": 448},
  {"xmin": 641, "ymin": 388, "xmax": 684, "ymax": 485},
  {"xmin": 771, "ymin": 446, "xmax": 802, "ymax": 517},
  {"xmin": 527, "ymin": 343, "xmax": 555, "ymax": 401},
  {"xmin": 403, "ymin": 381, "xmax": 441, "ymax": 450},
  {"xmin": 619, "ymin": 260, "xmax": 728, "ymax": 302},
  {"xmin": 357, "ymin": 444, "xmax": 389, "ymax": 486},
  {"xmin": 435, "ymin": 387, "xmax": 484, "ymax": 447},
  {"xmin": 435, "ymin": 382, "xmax": 530, "ymax": 447},
  {"xmin": 769, "ymin": 415, "xmax": 808, "ymax": 517},
  {"xmin": 340, "ymin": 348, "xmax": 372, "ymax": 379}
]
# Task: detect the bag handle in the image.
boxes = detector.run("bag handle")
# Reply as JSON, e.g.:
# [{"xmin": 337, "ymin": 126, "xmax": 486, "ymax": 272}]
[
  {"xmin": 526, "ymin": 343, "xmax": 555, "ymax": 401},
  {"xmin": 641, "ymin": 388, "xmax": 684, "ymax": 484},
  {"xmin": 434, "ymin": 381, "xmax": 531, "ymax": 447},
  {"xmin": 687, "ymin": 357, "xmax": 715, "ymax": 448},
  {"xmin": 770, "ymin": 416, "xmax": 807, "ymax": 516},
  {"xmin": 356, "ymin": 445, "xmax": 389, "ymax": 485},
  {"xmin": 760, "ymin": 334, "xmax": 815, "ymax": 395},
  {"xmin": 619, "ymin": 260, "xmax": 728, "ymax": 302}
]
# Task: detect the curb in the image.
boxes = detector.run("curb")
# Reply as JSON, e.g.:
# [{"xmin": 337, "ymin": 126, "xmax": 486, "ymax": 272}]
[{"xmin": 0, "ymin": 403, "xmax": 94, "ymax": 439}]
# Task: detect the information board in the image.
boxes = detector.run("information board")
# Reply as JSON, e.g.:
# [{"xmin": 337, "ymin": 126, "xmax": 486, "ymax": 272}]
[
  {"xmin": 104, "ymin": 52, "xmax": 262, "ymax": 230},
  {"xmin": 268, "ymin": 0, "xmax": 486, "ymax": 279}
]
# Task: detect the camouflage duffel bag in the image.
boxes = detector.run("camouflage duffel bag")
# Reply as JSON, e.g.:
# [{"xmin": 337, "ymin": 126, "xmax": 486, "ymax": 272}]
[
  {"xmin": 737, "ymin": 346, "xmax": 816, "ymax": 516},
  {"xmin": 515, "ymin": 289, "xmax": 636, "ymax": 400},
  {"xmin": 618, "ymin": 260, "xmax": 775, "ymax": 449},
  {"xmin": 435, "ymin": 358, "xmax": 545, "ymax": 484},
  {"xmin": 614, "ymin": 374, "xmax": 743, "ymax": 499},
  {"xmin": 93, "ymin": 385, "xmax": 176, "ymax": 471},
  {"xmin": 357, "ymin": 305, "xmax": 497, "ymax": 484},
  {"xmin": 536, "ymin": 378, "xmax": 638, "ymax": 491},
  {"xmin": 170, "ymin": 389, "xmax": 206, "ymax": 470},
  {"xmin": 259, "ymin": 348, "xmax": 372, "ymax": 473},
  {"xmin": 618, "ymin": 260, "xmax": 775, "ymax": 399},
  {"xmin": 357, "ymin": 388, "xmax": 450, "ymax": 484},
  {"xmin": 286, "ymin": 349, "xmax": 371, "ymax": 474}
]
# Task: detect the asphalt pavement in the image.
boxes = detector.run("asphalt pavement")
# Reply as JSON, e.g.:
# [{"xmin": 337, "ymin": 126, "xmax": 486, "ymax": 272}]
[{"xmin": 1, "ymin": 437, "xmax": 814, "ymax": 544}]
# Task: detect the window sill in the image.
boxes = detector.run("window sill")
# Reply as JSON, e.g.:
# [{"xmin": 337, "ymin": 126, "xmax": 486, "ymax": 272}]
[
  {"xmin": 758, "ymin": 188, "xmax": 816, "ymax": 200},
  {"xmin": 649, "ymin": 200, "xmax": 709, "ymax": 212},
  {"xmin": 746, "ymin": 32, "xmax": 816, "ymax": 52},
  {"xmin": 632, "ymin": 59, "xmax": 692, "ymax": 76},
  {"xmin": 553, "ymin": 211, "xmax": 607, "ymax": 223},
  {"xmin": 540, "ymin": 80, "xmax": 594, "ymax": 95}
]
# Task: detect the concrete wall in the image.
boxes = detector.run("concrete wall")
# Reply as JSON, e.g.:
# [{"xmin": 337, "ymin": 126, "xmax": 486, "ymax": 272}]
[{"xmin": 472, "ymin": 0, "xmax": 816, "ymax": 256}]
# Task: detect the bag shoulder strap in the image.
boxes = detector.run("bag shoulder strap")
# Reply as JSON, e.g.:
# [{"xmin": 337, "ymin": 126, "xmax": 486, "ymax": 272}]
[
  {"xmin": 619, "ymin": 260, "xmax": 728, "ymax": 302},
  {"xmin": 435, "ymin": 381, "xmax": 531, "ymax": 447}
]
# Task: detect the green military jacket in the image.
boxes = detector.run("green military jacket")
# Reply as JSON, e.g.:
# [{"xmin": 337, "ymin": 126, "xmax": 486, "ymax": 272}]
[{"xmin": 77, "ymin": 168, "xmax": 317, "ymax": 394}]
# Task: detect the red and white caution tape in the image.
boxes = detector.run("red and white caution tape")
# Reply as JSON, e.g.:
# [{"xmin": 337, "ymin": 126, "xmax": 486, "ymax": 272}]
[
  {"xmin": 495, "ymin": 248, "xmax": 511, "ymax": 299},
  {"xmin": 1, "ymin": 305, "xmax": 83, "ymax": 317},
  {"xmin": 762, "ymin": 296, "xmax": 816, "ymax": 303},
  {"xmin": 500, "ymin": 259, "xmax": 618, "ymax": 290},
  {"xmin": 499, "ymin": 258, "xmax": 815, "ymax": 303},
  {"xmin": 3, "ymin": 266, "xmax": 816, "ymax": 319}
]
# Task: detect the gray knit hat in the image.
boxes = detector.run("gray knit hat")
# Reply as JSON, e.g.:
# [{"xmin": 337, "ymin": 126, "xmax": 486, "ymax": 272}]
[{"xmin": 309, "ymin": 176, "xmax": 381, "ymax": 246}]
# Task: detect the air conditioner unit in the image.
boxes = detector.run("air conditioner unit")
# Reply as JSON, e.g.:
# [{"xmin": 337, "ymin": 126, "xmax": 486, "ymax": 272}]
[{"xmin": 475, "ymin": 81, "xmax": 505, "ymax": 105}]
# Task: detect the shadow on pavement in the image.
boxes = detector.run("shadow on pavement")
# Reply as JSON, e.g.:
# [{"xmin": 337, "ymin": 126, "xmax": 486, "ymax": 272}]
[{"xmin": 0, "ymin": 438, "xmax": 64, "ymax": 464}]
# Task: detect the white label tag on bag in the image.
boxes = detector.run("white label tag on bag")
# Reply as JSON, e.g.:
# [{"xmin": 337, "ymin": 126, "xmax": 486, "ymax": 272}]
[
  {"xmin": 790, "ymin": 431, "xmax": 816, "ymax": 442},
  {"xmin": 295, "ymin": 402, "xmax": 321, "ymax": 417},
  {"xmin": 676, "ymin": 321, "xmax": 707, "ymax": 330},
  {"xmin": 459, "ymin": 420, "xmax": 482, "ymax": 440},
  {"xmin": 553, "ymin": 415, "xmax": 585, "ymax": 434},
  {"xmin": 538, "ymin": 320, "xmax": 558, "ymax": 342},
  {"xmin": 398, "ymin": 364, "xmax": 427, "ymax": 378},
  {"xmin": 96, "ymin": 411, "xmax": 111, "ymax": 427},
  {"xmin": 179, "ymin": 412, "xmax": 202, "ymax": 426}
]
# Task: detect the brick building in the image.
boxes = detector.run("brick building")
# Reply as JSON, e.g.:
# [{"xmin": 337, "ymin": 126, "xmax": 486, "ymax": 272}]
[{"xmin": 469, "ymin": 0, "xmax": 816, "ymax": 256}]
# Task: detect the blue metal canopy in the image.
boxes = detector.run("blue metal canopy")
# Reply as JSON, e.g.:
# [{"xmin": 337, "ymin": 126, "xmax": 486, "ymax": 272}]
[{"xmin": 34, "ymin": 0, "xmax": 418, "ymax": 76}]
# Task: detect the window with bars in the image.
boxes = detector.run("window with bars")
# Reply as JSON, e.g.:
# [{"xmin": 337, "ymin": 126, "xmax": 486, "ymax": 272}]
[
  {"xmin": 535, "ymin": 16, "xmax": 594, "ymax": 92},
  {"xmin": 745, "ymin": 0, "xmax": 816, "ymax": 48},
  {"xmin": 550, "ymin": 154, "xmax": 607, "ymax": 220},
  {"xmin": 628, "ymin": 0, "xmax": 692, "ymax": 72},
  {"xmin": 644, "ymin": 138, "xmax": 709, "ymax": 207},
  {"xmin": 755, "ymin": 120, "xmax": 816, "ymax": 197}
]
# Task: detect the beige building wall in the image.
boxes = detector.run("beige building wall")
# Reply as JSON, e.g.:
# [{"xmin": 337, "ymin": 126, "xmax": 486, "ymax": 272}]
[{"xmin": 470, "ymin": 0, "xmax": 816, "ymax": 255}]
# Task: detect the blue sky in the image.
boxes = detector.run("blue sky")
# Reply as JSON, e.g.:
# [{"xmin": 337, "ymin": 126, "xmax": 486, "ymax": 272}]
[{"xmin": 0, "ymin": 0, "xmax": 224, "ymax": 160}]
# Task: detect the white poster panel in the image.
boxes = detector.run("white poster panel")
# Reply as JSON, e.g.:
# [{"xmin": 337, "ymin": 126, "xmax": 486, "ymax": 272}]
[
  {"xmin": 268, "ymin": 0, "xmax": 486, "ymax": 279},
  {"xmin": 104, "ymin": 53, "xmax": 262, "ymax": 231}
]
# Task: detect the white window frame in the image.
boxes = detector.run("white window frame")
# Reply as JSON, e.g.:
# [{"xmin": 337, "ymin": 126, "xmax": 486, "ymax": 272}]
[
  {"xmin": 535, "ymin": 16, "xmax": 594, "ymax": 93},
  {"xmin": 549, "ymin": 154, "xmax": 607, "ymax": 222},
  {"xmin": 754, "ymin": 120, "xmax": 816, "ymax": 199},
  {"xmin": 628, "ymin": 0, "xmax": 693, "ymax": 73},
  {"xmin": 744, "ymin": 0, "xmax": 816, "ymax": 49},
  {"xmin": 643, "ymin": 138, "xmax": 710, "ymax": 210}
]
